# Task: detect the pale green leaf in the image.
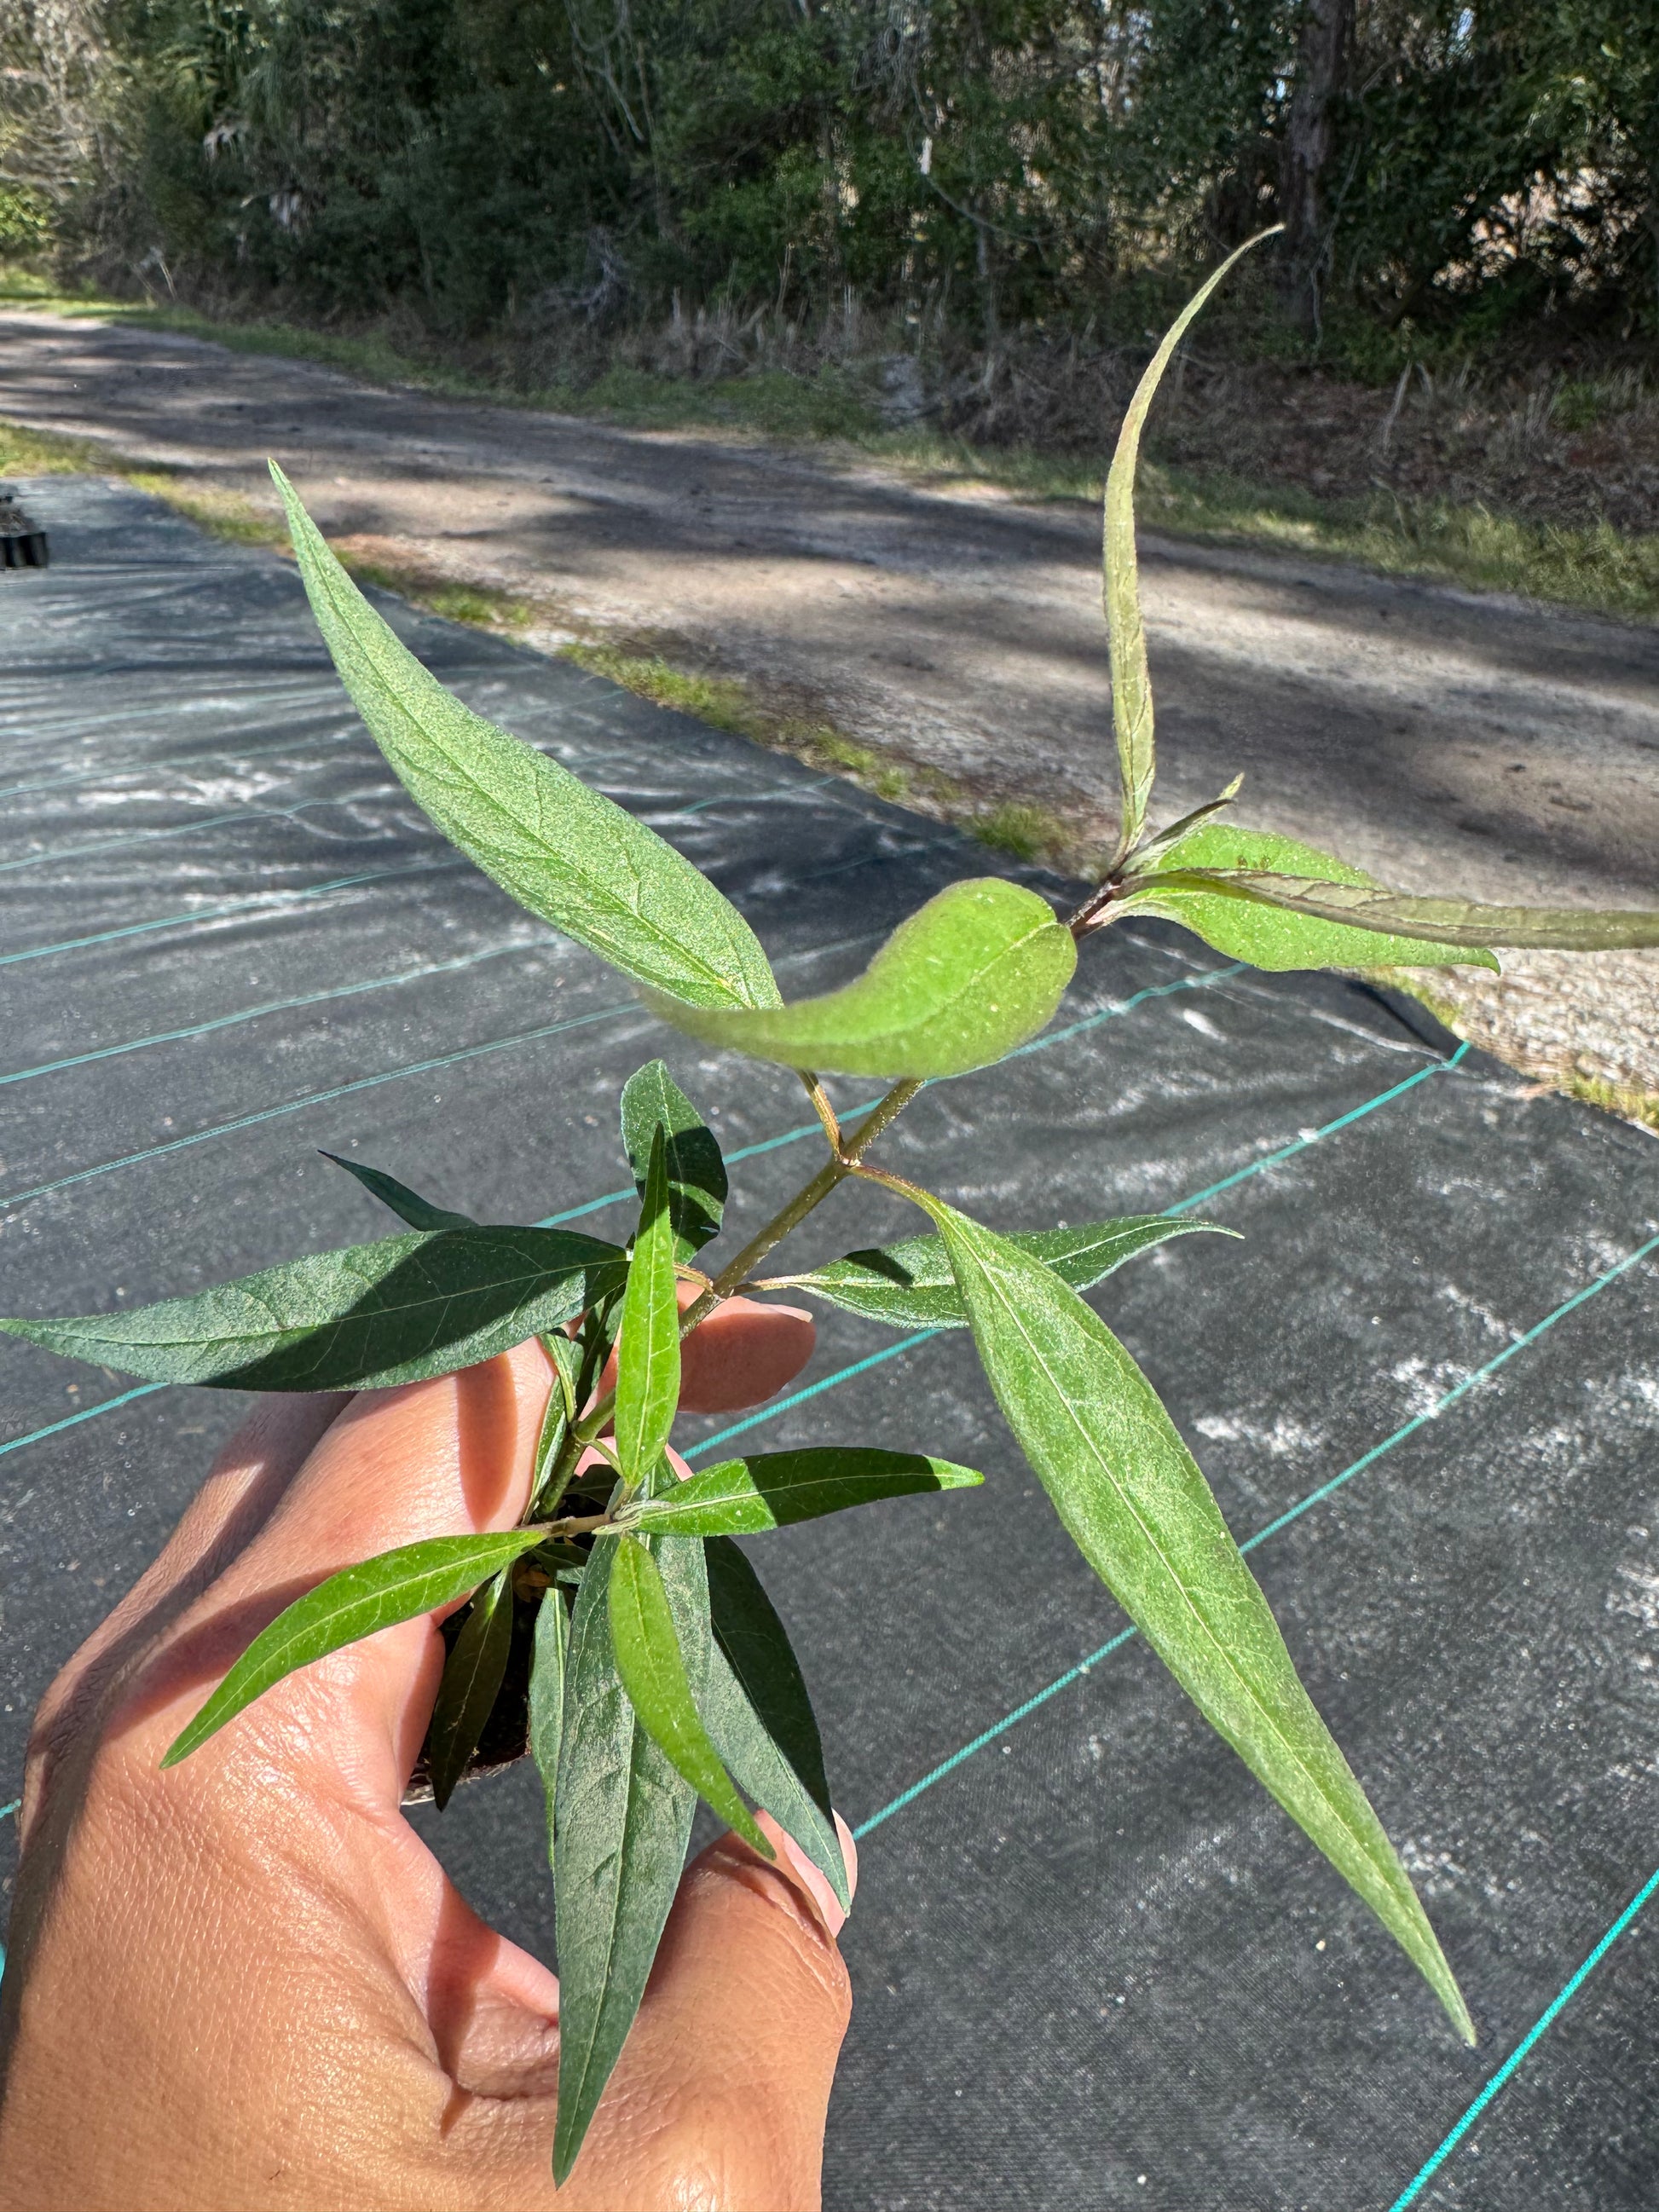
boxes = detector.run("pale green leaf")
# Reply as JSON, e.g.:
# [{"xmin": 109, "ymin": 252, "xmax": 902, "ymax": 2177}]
[
  {"xmin": 641, "ymin": 877, "xmax": 1077, "ymax": 1078},
  {"xmin": 1155, "ymin": 868, "xmax": 1659, "ymax": 953},
  {"xmin": 614, "ymin": 1128, "xmax": 680, "ymax": 1486},
  {"xmin": 425, "ymin": 1567, "xmax": 515, "ymax": 1810},
  {"xmin": 609, "ymin": 1534, "xmax": 770, "ymax": 1852},
  {"xmin": 760, "ymin": 1215, "xmax": 1236, "ymax": 1330},
  {"xmin": 1119, "ymin": 823, "xmax": 1501, "ymax": 972},
  {"xmin": 625, "ymin": 1447, "xmax": 981, "ymax": 1537},
  {"xmin": 272, "ymin": 463, "xmax": 781, "ymax": 1012},
  {"xmin": 1106, "ymin": 237, "xmax": 1275, "ymax": 856},
  {"xmin": 620, "ymin": 1060, "xmax": 726, "ymax": 1256},
  {"xmin": 912, "ymin": 1187, "xmax": 1475, "ymax": 2045},
  {"xmin": 162, "ymin": 1529, "xmax": 546, "ymax": 1766},
  {"xmin": 320, "ymin": 1151, "xmax": 475, "ymax": 1230},
  {"xmin": 707, "ymin": 1537, "xmax": 833, "ymax": 1825},
  {"xmin": 552, "ymin": 1532, "xmax": 704, "ymax": 2184},
  {"xmin": 528, "ymin": 1585, "xmax": 569, "ymax": 1864},
  {"xmin": 0, "ymin": 1227, "xmax": 628, "ymax": 1390}
]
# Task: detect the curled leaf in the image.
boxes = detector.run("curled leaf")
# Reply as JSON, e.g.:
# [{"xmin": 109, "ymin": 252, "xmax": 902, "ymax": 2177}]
[
  {"xmin": 1119, "ymin": 823, "xmax": 1500, "ymax": 972},
  {"xmin": 1156, "ymin": 869, "xmax": 1659, "ymax": 953},
  {"xmin": 641, "ymin": 877, "xmax": 1077, "ymax": 1079}
]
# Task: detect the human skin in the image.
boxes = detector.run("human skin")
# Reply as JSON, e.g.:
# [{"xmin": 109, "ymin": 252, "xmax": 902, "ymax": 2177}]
[{"xmin": 0, "ymin": 1301, "xmax": 854, "ymax": 2210}]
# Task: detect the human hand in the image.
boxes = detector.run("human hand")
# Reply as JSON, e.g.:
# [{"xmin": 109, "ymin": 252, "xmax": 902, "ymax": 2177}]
[{"xmin": 0, "ymin": 1299, "xmax": 855, "ymax": 2210}]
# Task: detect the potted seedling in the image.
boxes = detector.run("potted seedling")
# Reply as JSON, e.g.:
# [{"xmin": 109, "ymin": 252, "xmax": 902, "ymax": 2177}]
[{"xmin": 7, "ymin": 236, "xmax": 1657, "ymax": 2184}]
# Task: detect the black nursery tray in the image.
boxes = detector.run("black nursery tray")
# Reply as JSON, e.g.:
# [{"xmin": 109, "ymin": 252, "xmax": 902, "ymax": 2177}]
[{"xmin": 0, "ymin": 489, "xmax": 49, "ymax": 569}]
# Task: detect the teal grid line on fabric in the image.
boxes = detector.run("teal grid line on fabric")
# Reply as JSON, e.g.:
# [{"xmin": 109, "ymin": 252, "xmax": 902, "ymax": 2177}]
[
  {"xmin": 685, "ymin": 1042, "xmax": 1470, "ymax": 1466},
  {"xmin": 850, "ymin": 1220, "xmax": 1658, "ymax": 1839},
  {"xmin": 0, "ymin": 858, "xmax": 465, "ymax": 970},
  {"xmin": 0, "ymin": 924, "xmax": 913, "ymax": 1213},
  {"xmin": 0, "ymin": 953, "xmax": 1240, "ymax": 1458},
  {"xmin": 0, "ymin": 794, "xmax": 393, "ymax": 880},
  {"xmin": 1387, "ymin": 1859, "xmax": 1659, "ymax": 2210},
  {"xmin": 0, "ymin": 941, "xmax": 540, "ymax": 1089},
  {"xmin": 0, "ymin": 1002, "xmax": 637, "ymax": 1214}
]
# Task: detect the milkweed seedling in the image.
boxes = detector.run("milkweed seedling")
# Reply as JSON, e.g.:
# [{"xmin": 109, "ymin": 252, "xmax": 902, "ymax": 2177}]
[{"xmin": 9, "ymin": 233, "xmax": 1658, "ymax": 2184}]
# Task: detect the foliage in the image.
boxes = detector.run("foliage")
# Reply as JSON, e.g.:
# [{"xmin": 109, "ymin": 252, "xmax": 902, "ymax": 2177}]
[
  {"xmin": 9, "ymin": 248, "xmax": 1658, "ymax": 2180},
  {"xmin": 13, "ymin": 0, "xmax": 1657, "ymax": 349}
]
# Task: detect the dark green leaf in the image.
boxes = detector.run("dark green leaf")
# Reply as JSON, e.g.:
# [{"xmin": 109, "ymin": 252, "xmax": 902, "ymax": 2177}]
[
  {"xmin": 625, "ymin": 1447, "xmax": 981, "ymax": 1537},
  {"xmin": 706, "ymin": 1537, "xmax": 832, "ymax": 1824},
  {"xmin": 641, "ymin": 877, "xmax": 1077, "ymax": 1079},
  {"xmin": 1118, "ymin": 823, "xmax": 1500, "ymax": 972},
  {"xmin": 608, "ymin": 1534, "xmax": 770, "ymax": 1852},
  {"xmin": 273, "ymin": 463, "xmax": 781, "ymax": 1014},
  {"xmin": 700, "ymin": 1640, "xmax": 850, "ymax": 1914},
  {"xmin": 320, "ymin": 1151, "xmax": 474, "ymax": 1230},
  {"xmin": 1105, "ymin": 237, "xmax": 1272, "ymax": 857},
  {"xmin": 1, "ymin": 1227, "xmax": 628, "ymax": 1390},
  {"xmin": 162, "ymin": 1529, "xmax": 547, "ymax": 1766},
  {"xmin": 552, "ymin": 1532, "xmax": 704, "ymax": 2184},
  {"xmin": 1153, "ymin": 868, "xmax": 1659, "ymax": 954},
  {"xmin": 614, "ymin": 1128, "xmax": 679, "ymax": 1487},
  {"xmin": 916, "ymin": 1188, "xmax": 1475, "ymax": 2045},
  {"xmin": 424, "ymin": 1568, "xmax": 515, "ymax": 1810},
  {"xmin": 620, "ymin": 1060, "xmax": 727, "ymax": 1257},
  {"xmin": 528, "ymin": 1584, "xmax": 569, "ymax": 1865},
  {"xmin": 760, "ymin": 1215, "xmax": 1237, "ymax": 1330}
]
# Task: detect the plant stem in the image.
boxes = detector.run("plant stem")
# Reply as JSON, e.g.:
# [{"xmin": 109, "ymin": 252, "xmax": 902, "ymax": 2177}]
[
  {"xmin": 526, "ymin": 1077, "xmax": 925, "ymax": 1516},
  {"xmin": 680, "ymin": 1075, "xmax": 924, "ymax": 1332}
]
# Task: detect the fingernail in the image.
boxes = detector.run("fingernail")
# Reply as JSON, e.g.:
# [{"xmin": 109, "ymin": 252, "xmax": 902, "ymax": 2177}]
[{"xmin": 760, "ymin": 1810, "xmax": 858, "ymax": 1937}]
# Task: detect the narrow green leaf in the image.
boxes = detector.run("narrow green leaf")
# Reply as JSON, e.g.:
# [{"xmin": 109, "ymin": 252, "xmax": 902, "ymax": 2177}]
[
  {"xmin": 625, "ymin": 1447, "xmax": 981, "ymax": 1537},
  {"xmin": 706, "ymin": 1536, "xmax": 833, "ymax": 1825},
  {"xmin": 1119, "ymin": 823, "xmax": 1501, "ymax": 972},
  {"xmin": 701, "ymin": 1639, "xmax": 850, "ymax": 1914},
  {"xmin": 911, "ymin": 1188, "xmax": 1475, "ymax": 2046},
  {"xmin": 760, "ymin": 1216, "xmax": 1237, "ymax": 1331},
  {"xmin": 552, "ymin": 1532, "xmax": 704, "ymax": 2184},
  {"xmin": 528, "ymin": 1331, "xmax": 585, "ymax": 1518},
  {"xmin": 528, "ymin": 1585, "xmax": 570, "ymax": 1866},
  {"xmin": 608, "ymin": 1535, "xmax": 771, "ymax": 1853},
  {"xmin": 1105, "ymin": 234, "xmax": 1275, "ymax": 858},
  {"xmin": 640, "ymin": 876, "xmax": 1077, "ymax": 1079},
  {"xmin": 620, "ymin": 1060, "xmax": 727, "ymax": 1257},
  {"xmin": 425, "ymin": 1568, "xmax": 515, "ymax": 1810},
  {"xmin": 272, "ymin": 463, "xmax": 781, "ymax": 1013},
  {"xmin": 1153, "ymin": 868, "xmax": 1659, "ymax": 954},
  {"xmin": 0, "ymin": 1227, "xmax": 627, "ymax": 1390},
  {"xmin": 320, "ymin": 1151, "xmax": 475, "ymax": 1230},
  {"xmin": 162, "ymin": 1529, "xmax": 546, "ymax": 1766},
  {"xmin": 614, "ymin": 1128, "xmax": 680, "ymax": 1486}
]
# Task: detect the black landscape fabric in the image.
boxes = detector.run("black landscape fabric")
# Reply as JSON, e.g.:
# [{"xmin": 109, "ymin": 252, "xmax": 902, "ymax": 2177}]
[{"xmin": 3, "ymin": 476, "xmax": 1656, "ymax": 2209}]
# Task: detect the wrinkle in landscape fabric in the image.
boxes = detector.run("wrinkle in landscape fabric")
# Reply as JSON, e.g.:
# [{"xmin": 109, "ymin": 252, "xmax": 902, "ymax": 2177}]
[{"xmin": 3, "ymin": 478, "xmax": 1657, "ymax": 2209}]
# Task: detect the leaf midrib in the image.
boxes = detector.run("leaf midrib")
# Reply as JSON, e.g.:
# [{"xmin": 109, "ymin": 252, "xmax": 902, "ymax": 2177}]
[
  {"xmin": 966, "ymin": 1236, "xmax": 1403, "ymax": 1901},
  {"xmin": 323, "ymin": 554, "xmax": 756, "ymax": 1008}
]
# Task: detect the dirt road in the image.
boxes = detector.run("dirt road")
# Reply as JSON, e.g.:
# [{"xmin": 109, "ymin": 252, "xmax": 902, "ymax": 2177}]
[{"xmin": 4, "ymin": 307, "xmax": 1658, "ymax": 1101}]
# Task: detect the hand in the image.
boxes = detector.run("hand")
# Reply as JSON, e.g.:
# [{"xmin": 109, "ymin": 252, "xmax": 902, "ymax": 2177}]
[{"xmin": 0, "ymin": 1300, "xmax": 855, "ymax": 2210}]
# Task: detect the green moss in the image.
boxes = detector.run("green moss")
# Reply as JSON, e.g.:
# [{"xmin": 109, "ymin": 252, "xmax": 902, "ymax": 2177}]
[{"xmin": 974, "ymin": 801, "xmax": 1061, "ymax": 862}]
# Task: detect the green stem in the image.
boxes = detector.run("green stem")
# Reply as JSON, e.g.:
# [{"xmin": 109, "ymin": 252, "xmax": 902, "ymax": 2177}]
[
  {"xmin": 679, "ymin": 1076, "xmax": 924, "ymax": 1334},
  {"xmin": 525, "ymin": 1077, "xmax": 925, "ymax": 1519}
]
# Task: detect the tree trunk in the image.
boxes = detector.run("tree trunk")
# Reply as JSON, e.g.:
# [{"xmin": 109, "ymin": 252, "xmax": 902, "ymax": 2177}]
[{"xmin": 1278, "ymin": 0, "xmax": 1353, "ymax": 336}]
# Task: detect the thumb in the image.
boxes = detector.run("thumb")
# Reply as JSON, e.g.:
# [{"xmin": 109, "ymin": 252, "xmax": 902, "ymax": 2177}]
[
  {"xmin": 565, "ymin": 1813, "xmax": 857, "ymax": 2211},
  {"xmin": 134, "ymin": 1339, "xmax": 554, "ymax": 1806}
]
